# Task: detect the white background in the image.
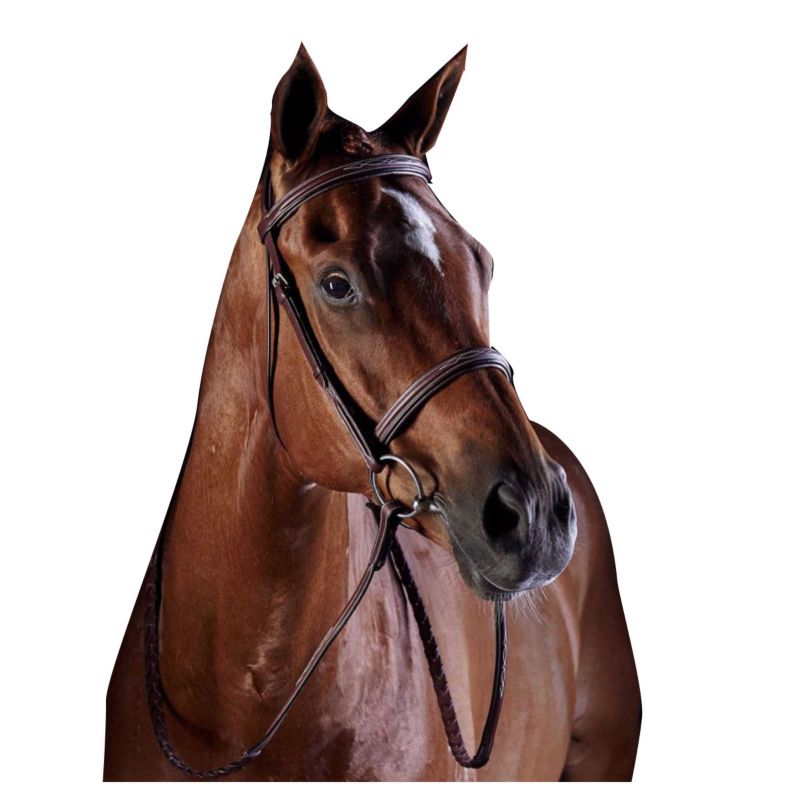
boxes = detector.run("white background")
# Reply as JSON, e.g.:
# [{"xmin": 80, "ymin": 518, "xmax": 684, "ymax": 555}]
[{"xmin": 1, "ymin": 1, "xmax": 798, "ymax": 795}]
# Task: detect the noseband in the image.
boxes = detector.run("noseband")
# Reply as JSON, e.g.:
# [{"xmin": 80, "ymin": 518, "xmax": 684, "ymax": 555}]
[{"xmin": 145, "ymin": 153, "xmax": 516, "ymax": 779}]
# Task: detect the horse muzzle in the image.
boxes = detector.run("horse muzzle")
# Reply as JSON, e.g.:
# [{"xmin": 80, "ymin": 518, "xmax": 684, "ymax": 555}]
[{"xmin": 443, "ymin": 462, "xmax": 578, "ymax": 599}]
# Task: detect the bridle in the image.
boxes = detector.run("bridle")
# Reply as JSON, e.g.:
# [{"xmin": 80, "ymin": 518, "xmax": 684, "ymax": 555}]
[
  {"xmin": 145, "ymin": 153, "xmax": 517, "ymax": 779},
  {"xmin": 260, "ymin": 153, "xmax": 513, "ymax": 480}
]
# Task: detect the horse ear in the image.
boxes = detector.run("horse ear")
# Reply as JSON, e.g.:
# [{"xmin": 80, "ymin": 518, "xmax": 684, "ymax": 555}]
[
  {"xmin": 377, "ymin": 46, "xmax": 467, "ymax": 155},
  {"xmin": 271, "ymin": 44, "xmax": 329, "ymax": 163}
]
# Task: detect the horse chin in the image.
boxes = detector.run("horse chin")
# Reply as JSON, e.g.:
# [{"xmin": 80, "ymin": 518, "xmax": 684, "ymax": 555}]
[
  {"xmin": 447, "ymin": 539, "xmax": 529, "ymax": 601},
  {"xmin": 444, "ymin": 518, "xmax": 574, "ymax": 601},
  {"xmin": 455, "ymin": 558, "xmax": 527, "ymax": 602},
  {"xmin": 404, "ymin": 507, "xmax": 572, "ymax": 602}
]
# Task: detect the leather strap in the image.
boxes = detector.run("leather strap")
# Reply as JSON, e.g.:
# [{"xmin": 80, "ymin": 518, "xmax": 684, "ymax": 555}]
[
  {"xmin": 145, "ymin": 500, "xmax": 405, "ymax": 780},
  {"xmin": 258, "ymin": 154, "xmax": 432, "ymax": 241},
  {"xmin": 145, "ymin": 499, "xmax": 507, "ymax": 779},
  {"xmin": 256, "ymin": 154, "xmax": 514, "ymax": 774},
  {"xmin": 265, "ymin": 231, "xmax": 382, "ymax": 472},
  {"xmin": 375, "ymin": 347, "xmax": 513, "ymax": 446},
  {"xmin": 262, "ymin": 154, "xmax": 436, "ymax": 472},
  {"xmin": 262, "ymin": 156, "xmax": 513, "ymax": 472},
  {"xmin": 267, "ymin": 230, "xmax": 513, "ymax": 471},
  {"xmin": 389, "ymin": 541, "xmax": 507, "ymax": 769},
  {"xmin": 146, "ymin": 151, "xmax": 515, "ymax": 780}
]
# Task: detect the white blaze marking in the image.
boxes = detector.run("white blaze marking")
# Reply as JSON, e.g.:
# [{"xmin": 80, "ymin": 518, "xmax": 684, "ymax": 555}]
[{"xmin": 381, "ymin": 187, "xmax": 442, "ymax": 274}]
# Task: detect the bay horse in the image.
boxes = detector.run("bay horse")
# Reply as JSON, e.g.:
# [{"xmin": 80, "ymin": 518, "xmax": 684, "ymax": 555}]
[{"xmin": 104, "ymin": 45, "xmax": 640, "ymax": 781}]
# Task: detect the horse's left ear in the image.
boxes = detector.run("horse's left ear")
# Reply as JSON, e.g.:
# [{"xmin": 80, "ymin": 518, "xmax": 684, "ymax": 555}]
[{"xmin": 376, "ymin": 46, "xmax": 467, "ymax": 155}]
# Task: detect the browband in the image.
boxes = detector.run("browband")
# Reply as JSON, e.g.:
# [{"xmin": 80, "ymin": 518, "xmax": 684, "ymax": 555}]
[{"xmin": 259, "ymin": 154, "xmax": 433, "ymax": 241}]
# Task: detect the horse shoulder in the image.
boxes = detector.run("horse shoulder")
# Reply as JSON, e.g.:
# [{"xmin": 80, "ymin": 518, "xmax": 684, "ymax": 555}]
[{"xmin": 531, "ymin": 421, "xmax": 642, "ymax": 781}]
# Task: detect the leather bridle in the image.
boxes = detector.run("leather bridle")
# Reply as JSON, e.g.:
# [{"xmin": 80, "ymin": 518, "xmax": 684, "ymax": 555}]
[
  {"xmin": 145, "ymin": 153, "xmax": 516, "ymax": 779},
  {"xmin": 261, "ymin": 154, "xmax": 513, "ymax": 479}
]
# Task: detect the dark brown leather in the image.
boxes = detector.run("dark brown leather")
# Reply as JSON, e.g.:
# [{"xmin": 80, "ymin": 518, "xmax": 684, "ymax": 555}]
[
  {"xmin": 375, "ymin": 347, "xmax": 513, "ymax": 445},
  {"xmin": 145, "ymin": 499, "xmax": 405, "ymax": 779},
  {"xmin": 256, "ymin": 154, "xmax": 513, "ymax": 775},
  {"xmin": 262, "ymin": 154, "xmax": 436, "ymax": 473},
  {"xmin": 146, "ymin": 152, "xmax": 513, "ymax": 780},
  {"xmin": 265, "ymin": 230, "xmax": 382, "ymax": 472},
  {"xmin": 262, "ymin": 155, "xmax": 514, "ymax": 474},
  {"xmin": 258, "ymin": 154, "xmax": 432, "ymax": 241},
  {"xmin": 389, "ymin": 541, "xmax": 507, "ymax": 769}
]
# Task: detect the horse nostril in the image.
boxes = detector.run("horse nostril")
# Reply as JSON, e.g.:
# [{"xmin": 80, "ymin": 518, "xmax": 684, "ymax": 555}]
[
  {"xmin": 555, "ymin": 490, "xmax": 573, "ymax": 528},
  {"xmin": 482, "ymin": 481, "xmax": 530, "ymax": 547}
]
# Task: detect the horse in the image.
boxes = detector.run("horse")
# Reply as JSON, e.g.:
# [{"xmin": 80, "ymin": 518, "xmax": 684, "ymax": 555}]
[{"xmin": 104, "ymin": 44, "xmax": 641, "ymax": 781}]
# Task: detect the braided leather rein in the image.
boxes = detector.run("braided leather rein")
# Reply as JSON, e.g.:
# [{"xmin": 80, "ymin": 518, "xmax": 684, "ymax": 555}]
[{"xmin": 145, "ymin": 153, "xmax": 514, "ymax": 778}]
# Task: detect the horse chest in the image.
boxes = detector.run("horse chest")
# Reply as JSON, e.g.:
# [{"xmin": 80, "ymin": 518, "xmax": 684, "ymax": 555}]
[
  {"xmin": 308, "ymin": 602, "xmax": 577, "ymax": 781},
  {"xmin": 233, "ymin": 620, "xmax": 451, "ymax": 780},
  {"xmin": 292, "ymin": 577, "xmax": 455, "ymax": 779}
]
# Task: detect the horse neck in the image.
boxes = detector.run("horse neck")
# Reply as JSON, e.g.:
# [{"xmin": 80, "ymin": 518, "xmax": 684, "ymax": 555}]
[{"xmin": 158, "ymin": 187, "xmax": 359, "ymax": 735}]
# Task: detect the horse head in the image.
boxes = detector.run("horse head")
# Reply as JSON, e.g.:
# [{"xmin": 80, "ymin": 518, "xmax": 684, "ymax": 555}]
[{"xmin": 266, "ymin": 45, "xmax": 576, "ymax": 599}]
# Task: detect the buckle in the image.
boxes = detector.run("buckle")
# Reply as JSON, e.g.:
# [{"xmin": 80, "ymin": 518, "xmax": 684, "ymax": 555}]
[{"xmin": 271, "ymin": 273, "xmax": 289, "ymax": 290}]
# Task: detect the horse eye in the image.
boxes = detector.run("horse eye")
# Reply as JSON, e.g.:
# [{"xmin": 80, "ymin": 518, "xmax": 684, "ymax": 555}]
[{"xmin": 321, "ymin": 272, "xmax": 354, "ymax": 300}]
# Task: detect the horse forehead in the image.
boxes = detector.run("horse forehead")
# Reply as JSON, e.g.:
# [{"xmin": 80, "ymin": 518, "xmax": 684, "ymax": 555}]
[
  {"xmin": 290, "ymin": 179, "xmax": 464, "ymax": 278},
  {"xmin": 379, "ymin": 186, "xmax": 443, "ymax": 274}
]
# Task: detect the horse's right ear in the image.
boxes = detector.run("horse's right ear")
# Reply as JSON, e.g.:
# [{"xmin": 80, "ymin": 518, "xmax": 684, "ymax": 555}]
[{"xmin": 271, "ymin": 44, "xmax": 328, "ymax": 163}]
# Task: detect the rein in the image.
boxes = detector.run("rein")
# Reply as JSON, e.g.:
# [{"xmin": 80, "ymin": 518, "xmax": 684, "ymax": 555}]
[{"xmin": 145, "ymin": 153, "xmax": 515, "ymax": 779}]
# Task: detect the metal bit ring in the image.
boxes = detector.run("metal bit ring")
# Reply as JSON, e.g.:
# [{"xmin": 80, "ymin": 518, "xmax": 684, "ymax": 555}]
[{"xmin": 370, "ymin": 454, "xmax": 428, "ymax": 519}]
